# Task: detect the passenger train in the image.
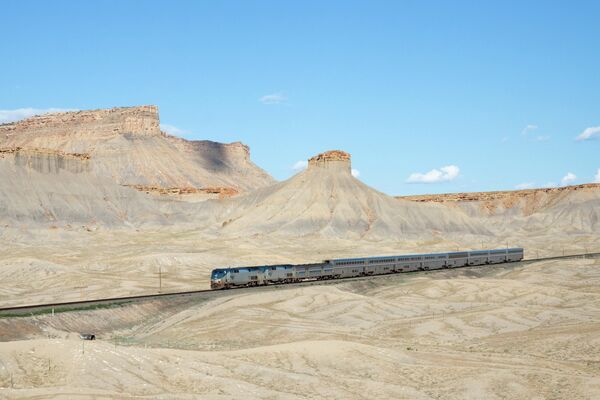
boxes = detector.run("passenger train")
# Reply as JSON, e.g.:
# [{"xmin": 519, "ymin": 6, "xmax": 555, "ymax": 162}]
[{"xmin": 210, "ymin": 248, "xmax": 524, "ymax": 289}]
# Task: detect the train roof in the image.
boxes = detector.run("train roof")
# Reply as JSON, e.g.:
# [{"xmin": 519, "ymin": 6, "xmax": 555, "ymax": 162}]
[
  {"xmin": 330, "ymin": 251, "xmax": 448, "ymax": 263},
  {"xmin": 329, "ymin": 248, "xmax": 523, "ymax": 263}
]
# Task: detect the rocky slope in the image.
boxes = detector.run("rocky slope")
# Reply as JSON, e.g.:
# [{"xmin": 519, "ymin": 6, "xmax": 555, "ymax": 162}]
[
  {"xmin": 399, "ymin": 184, "xmax": 600, "ymax": 233},
  {"xmin": 0, "ymin": 148, "xmax": 189, "ymax": 227},
  {"xmin": 399, "ymin": 184, "xmax": 600, "ymax": 214},
  {"xmin": 0, "ymin": 106, "xmax": 274, "ymax": 192},
  {"xmin": 205, "ymin": 150, "xmax": 488, "ymax": 239}
]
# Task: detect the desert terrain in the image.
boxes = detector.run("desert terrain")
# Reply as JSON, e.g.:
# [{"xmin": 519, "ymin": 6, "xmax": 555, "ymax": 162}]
[
  {"xmin": 1, "ymin": 107, "xmax": 599, "ymax": 399},
  {"xmin": 1, "ymin": 257, "xmax": 600, "ymax": 399}
]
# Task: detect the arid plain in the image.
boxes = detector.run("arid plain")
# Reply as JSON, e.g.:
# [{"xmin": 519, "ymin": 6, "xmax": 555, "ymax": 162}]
[
  {"xmin": 1, "ymin": 107, "xmax": 599, "ymax": 399},
  {"xmin": 1, "ymin": 257, "xmax": 600, "ymax": 399}
]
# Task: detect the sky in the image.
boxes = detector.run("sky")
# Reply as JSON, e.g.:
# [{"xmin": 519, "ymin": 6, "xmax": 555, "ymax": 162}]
[{"xmin": 1, "ymin": 0, "xmax": 599, "ymax": 195}]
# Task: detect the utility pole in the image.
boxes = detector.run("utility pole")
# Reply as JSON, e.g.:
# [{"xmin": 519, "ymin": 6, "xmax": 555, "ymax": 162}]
[{"xmin": 158, "ymin": 266, "xmax": 162, "ymax": 293}]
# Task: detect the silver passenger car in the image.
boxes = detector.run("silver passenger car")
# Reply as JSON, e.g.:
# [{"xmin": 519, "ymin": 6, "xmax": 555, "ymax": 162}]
[{"xmin": 210, "ymin": 248, "xmax": 524, "ymax": 289}]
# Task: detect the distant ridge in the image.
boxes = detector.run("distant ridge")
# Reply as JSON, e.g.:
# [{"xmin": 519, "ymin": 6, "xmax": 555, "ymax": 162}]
[
  {"xmin": 398, "ymin": 183, "xmax": 600, "ymax": 233},
  {"xmin": 398, "ymin": 183, "xmax": 600, "ymax": 204},
  {"xmin": 0, "ymin": 105, "xmax": 274, "ymax": 192}
]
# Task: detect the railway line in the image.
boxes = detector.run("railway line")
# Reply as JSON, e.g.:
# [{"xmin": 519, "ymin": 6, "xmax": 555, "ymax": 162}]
[{"xmin": 1, "ymin": 251, "xmax": 599, "ymax": 317}]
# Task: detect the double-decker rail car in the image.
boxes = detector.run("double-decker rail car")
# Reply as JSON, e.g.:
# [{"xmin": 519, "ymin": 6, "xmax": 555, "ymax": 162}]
[
  {"xmin": 210, "ymin": 248, "xmax": 524, "ymax": 289},
  {"xmin": 467, "ymin": 250, "xmax": 490, "ymax": 266},
  {"xmin": 447, "ymin": 252, "xmax": 468, "ymax": 268}
]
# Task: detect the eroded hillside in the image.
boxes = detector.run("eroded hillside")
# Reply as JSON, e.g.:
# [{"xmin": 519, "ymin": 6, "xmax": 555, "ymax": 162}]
[
  {"xmin": 207, "ymin": 150, "xmax": 488, "ymax": 239},
  {"xmin": 398, "ymin": 184, "xmax": 600, "ymax": 234},
  {"xmin": 398, "ymin": 184, "xmax": 600, "ymax": 215},
  {"xmin": 0, "ymin": 106, "xmax": 274, "ymax": 192}
]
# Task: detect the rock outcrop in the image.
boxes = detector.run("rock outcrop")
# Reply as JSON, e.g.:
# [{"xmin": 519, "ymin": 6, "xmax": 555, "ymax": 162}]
[
  {"xmin": 0, "ymin": 147, "xmax": 91, "ymax": 174},
  {"xmin": 398, "ymin": 184, "xmax": 600, "ymax": 204},
  {"xmin": 0, "ymin": 106, "xmax": 161, "ymax": 148},
  {"xmin": 0, "ymin": 147, "xmax": 90, "ymax": 160},
  {"xmin": 0, "ymin": 106, "xmax": 274, "ymax": 192},
  {"xmin": 308, "ymin": 150, "xmax": 351, "ymax": 171},
  {"xmin": 126, "ymin": 185, "xmax": 239, "ymax": 199}
]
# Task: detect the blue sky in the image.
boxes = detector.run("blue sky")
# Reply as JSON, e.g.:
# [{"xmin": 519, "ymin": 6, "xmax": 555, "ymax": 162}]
[{"xmin": 2, "ymin": 0, "xmax": 599, "ymax": 195}]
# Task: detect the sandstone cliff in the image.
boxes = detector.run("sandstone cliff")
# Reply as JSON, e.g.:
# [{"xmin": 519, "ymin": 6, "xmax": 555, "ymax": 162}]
[
  {"xmin": 398, "ymin": 184, "xmax": 600, "ymax": 233},
  {"xmin": 398, "ymin": 184, "xmax": 600, "ymax": 216},
  {"xmin": 308, "ymin": 150, "xmax": 351, "ymax": 170},
  {"xmin": 1, "ymin": 147, "xmax": 91, "ymax": 173},
  {"xmin": 0, "ymin": 106, "xmax": 274, "ymax": 192}
]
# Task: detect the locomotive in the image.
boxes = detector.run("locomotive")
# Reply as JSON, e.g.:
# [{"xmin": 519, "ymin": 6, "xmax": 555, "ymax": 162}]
[{"xmin": 210, "ymin": 248, "xmax": 524, "ymax": 289}]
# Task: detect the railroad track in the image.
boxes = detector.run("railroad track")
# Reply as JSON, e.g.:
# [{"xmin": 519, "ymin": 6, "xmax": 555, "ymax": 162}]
[{"xmin": 1, "ymin": 252, "xmax": 599, "ymax": 317}]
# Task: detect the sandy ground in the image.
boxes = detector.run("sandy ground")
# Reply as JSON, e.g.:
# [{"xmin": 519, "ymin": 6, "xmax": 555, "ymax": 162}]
[
  {"xmin": 1, "ymin": 257, "xmax": 599, "ymax": 399},
  {"xmin": 1, "ymin": 226, "xmax": 599, "ymax": 308}
]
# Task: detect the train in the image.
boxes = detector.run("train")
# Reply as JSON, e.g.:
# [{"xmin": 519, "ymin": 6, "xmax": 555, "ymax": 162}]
[{"xmin": 210, "ymin": 248, "xmax": 524, "ymax": 289}]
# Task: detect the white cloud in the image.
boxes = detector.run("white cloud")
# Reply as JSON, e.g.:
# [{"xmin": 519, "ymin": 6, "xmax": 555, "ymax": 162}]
[
  {"xmin": 576, "ymin": 126, "xmax": 600, "ymax": 141},
  {"xmin": 351, "ymin": 169, "xmax": 360, "ymax": 178},
  {"xmin": 544, "ymin": 182, "xmax": 558, "ymax": 188},
  {"xmin": 560, "ymin": 172, "xmax": 577, "ymax": 186},
  {"xmin": 515, "ymin": 182, "xmax": 534, "ymax": 190},
  {"xmin": 292, "ymin": 160, "xmax": 308, "ymax": 171},
  {"xmin": 259, "ymin": 93, "xmax": 286, "ymax": 105},
  {"xmin": 519, "ymin": 124, "xmax": 550, "ymax": 142},
  {"xmin": 521, "ymin": 124, "xmax": 538, "ymax": 135},
  {"xmin": 160, "ymin": 123, "xmax": 191, "ymax": 137},
  {"xmin": 0, "ymin": 107, "xmax": 76, "ymax": 124},
  {"xmin": 594, "ymin": 169, "xmax": 600, "ymax": 183},
  {"xmin": 406, "ymin": 165, "xmax": 460, "ymax": 184}
]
